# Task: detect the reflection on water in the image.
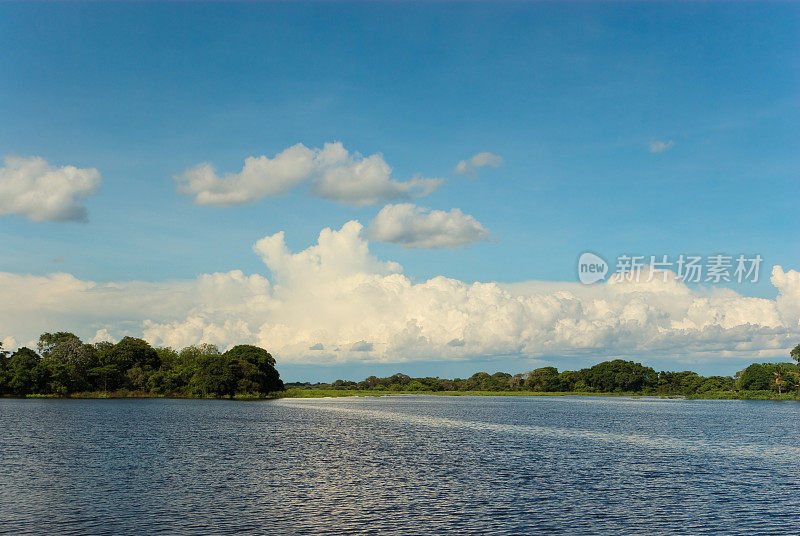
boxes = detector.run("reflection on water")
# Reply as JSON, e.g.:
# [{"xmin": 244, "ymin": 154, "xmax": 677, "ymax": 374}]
[
  {"xmin": 279, "ymin": 397, "xmax": 800, "ymax": 460},
  {"xmin": 1, "ymin": 395, "xmax": 798, "ymax": 535}
]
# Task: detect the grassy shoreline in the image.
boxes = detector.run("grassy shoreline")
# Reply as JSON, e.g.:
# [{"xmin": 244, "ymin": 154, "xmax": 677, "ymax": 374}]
[{"xmin": 7, "ymin": 388, "xmax": 800, "ymax": 401}]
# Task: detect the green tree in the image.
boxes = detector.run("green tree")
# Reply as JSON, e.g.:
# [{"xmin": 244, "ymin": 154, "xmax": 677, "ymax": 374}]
[
  {"xmin": 658, "ymin": 371, "xmax": 704, "ymax": 395},
  {"xmin": 155, "ymin": 347, "xmax": 179, "ymax": 369},
  {"xmin": 462, "ymin": 372, "xmax": 509, "ymax": 391},
  {"xmin": 438, "ymin": 378, "xmax": 457, "ymax": 391},
  {"xmin": 781, "ymin": 368, "xmax": 799, "ymax": 392},
  {"xmin": 406, "ymin": 380, "xmax": 430, "ymax": 391},
  {"xmin": 419, "ymin": 377, "xmax": 443, "ymax": 391},
  {"xmin": 145, "ymin": 347, "xmax": 183, "ymax": 394},
  {"xmin": 737, "ymin": 363, "xmax": 772, "ymax": 390},
  {"xmin": 525, "ymin": 367, "xmax": 561, "ymax": 392},
  {"xmin": 222, "ymin": 344, "xmax": 284, "ymax": 395},
  {"xmin": 93, "ymin": 341, "xmax": 114, "ymax": 354},
  {"xmin": 557, "ymin": 370, "xmax": 581, "ymax": 391},
  {"xmin": 581, "ymin": 360, "xmax": 658, "ymax": 392},
  {"xmin": 188, "ymin": 353, "xmax": 237, "ymax": 397},
  {"xmin": 791, "ymin": 344, "xmax": 800, "ymax": 364},
  {"xmin": 508, "ymin": 373, "xmax": 526, "ymax": 391},
  {"xmin": 386, "ymin": 373, "xmax": 411, "ymax": 391},
  {"xmin": 178, "ymin": 343, "xmax": 220, "ymax": 363},
  {"xmin": 695, "ymin": 375, "xmax": 735, "ymax": 393},
  {"xmin": 7, "ymin": 347, "xmax": 48, "ymax": 395},
  {"xmin": 88, "ymin": 364, "xmax": 118, "ymax": 392},
  {"xmin": 37, "ymin": 332, "xmax": 81, "ymax": 358},
  {"xmin": 359, "ymin": 375, "xmax": 381, "ymax": 390},
  {"xmin": 763, "ymin": 363, "xmax": 799, "ymax": 393},
  {"xmin": 773, "ymin": 370, "xmax": 784, "ymax": 394},
  {"xmin": 100, "ymin": 337, "xmax": 160, "ymax": 389},
  {"xmin": 331, "ymin": 379, "xmax": 357, "ymax": 390},
  {"xmin": 42, "ymin": 337, "xmax": 98, "ymax": 392}
]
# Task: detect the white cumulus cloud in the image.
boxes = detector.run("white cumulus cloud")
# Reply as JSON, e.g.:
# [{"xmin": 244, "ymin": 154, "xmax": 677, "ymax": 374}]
[
  {"xmin": 454, "ymin": 152, "xmax": 503, "ymax": 176},
  {"xmin": 175, "ymin": 142, "xmax": 442, "ymax": 207},
  {"xmin": 368, "ymin": 203, "xmax": 491, "ymax": 249},
  {"xmin": 649, "ymin": 140, "xmax": 675, "ymax": 153},
  {"xmin": 1, "ymin": 222, "xmax": 798, "ymax": 367},
  {"xmin": 311, "ymin": 142, "xmax": 442, "ymax": 206},
  {"xmin": 88, "ymin": 328, "xmax": 117, "ymax": 345},
  {"xmin": 2, "ymin": 336, "xmax": 17, "ymax": 352},
  {"xmin": 175, "ymin": 144, "xmax": 316, "ymax": 206},
  {"xmin": 0, "ymin": 156, "xmax": 102, "ymax": 222}
]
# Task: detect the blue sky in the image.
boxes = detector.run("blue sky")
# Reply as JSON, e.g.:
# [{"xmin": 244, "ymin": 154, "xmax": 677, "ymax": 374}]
[{"xmin": 1, "ymin": 2, "xmax": 799, "ymax": 380}]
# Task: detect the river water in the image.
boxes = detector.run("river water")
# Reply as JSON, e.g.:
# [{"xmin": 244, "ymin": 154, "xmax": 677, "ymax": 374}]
[{"xmin": 1, "ymin": 395, "xmax": 798, "ymax": 535}]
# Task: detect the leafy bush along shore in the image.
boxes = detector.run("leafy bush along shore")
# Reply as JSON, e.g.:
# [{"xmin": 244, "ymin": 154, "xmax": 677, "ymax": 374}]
[
  {"xmin": 0, "ymin": 333, "xmax": 283, "ymax": 398},
  {"xmin": 1, "ymin": 334, "xmax": 799, "ymax": 400}
]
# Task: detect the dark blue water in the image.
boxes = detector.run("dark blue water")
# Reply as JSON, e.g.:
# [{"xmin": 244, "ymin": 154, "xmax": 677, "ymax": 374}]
[{"xmin": 1, "ymin": 395, "xmax": 798, "ymax": 535}]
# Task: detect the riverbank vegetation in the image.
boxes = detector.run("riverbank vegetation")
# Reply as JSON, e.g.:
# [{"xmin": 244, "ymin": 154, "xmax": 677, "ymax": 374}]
[
  {"xmin": 0, "ymin": 333, "xmax": 283, "ymax": 398},
  {"xmin": 1, "ymin": 334, "xmax": 799, "ymax": 400},
  {"xmin": 286, "ymin": 356, "xmax": 800, "ymax": 401}
]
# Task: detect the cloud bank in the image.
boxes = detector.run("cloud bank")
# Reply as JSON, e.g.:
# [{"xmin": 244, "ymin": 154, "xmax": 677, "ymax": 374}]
[
  {"xmin": 454, "ymin": 152, "xmax": 503, "ymax": 175},
  {"xmin": 1, "ymin": 222, "xmax": 798, "ymax": 366},
  {"xmin": 176, "ymin": 142, "xmax": 442, "ymax": 207},
  {"xmin": 0, "ymin": 156, "xmax": 102, "ymax": 222},
  {"xmin": 368, "ymin": 203, "xmax": 491, "ymax": 249}
]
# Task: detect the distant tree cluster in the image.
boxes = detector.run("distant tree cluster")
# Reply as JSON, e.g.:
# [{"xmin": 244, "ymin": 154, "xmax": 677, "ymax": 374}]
[
  {"xmin": 289, "ymin": 354, "xmax": 800, "ymax": 396},
  {"xmin": 0, "ymin": 333, "xmax": 284, "ymax": 397}
]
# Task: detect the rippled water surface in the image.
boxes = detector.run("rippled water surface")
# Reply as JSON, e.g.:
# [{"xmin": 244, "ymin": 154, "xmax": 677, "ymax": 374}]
[{"xmin": 1, "ymin": 395, "xmax": 799, "ymax": 535}]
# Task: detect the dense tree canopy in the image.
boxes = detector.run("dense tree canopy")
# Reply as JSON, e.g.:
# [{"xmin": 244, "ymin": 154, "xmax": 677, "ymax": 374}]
[
  {"xmin": 736, "ymin": 362, "xmax": 797, "ymax": 393},
  {"xmin": 579, "ymin": 360, "xmax": 659, "ymax": 392},
  {"xmin": 0, "ymin": 333, "xmax": 284, "ymax": 398},
  {"xmin": 37, "ymin": 332, "xmax": 81, "ymax": 357},
  {"xmin": 223, "ymin": 345, "xmax": 284, "ymax": 394},
  {"xmin": 6, "ymin": 347, "xmax": 47, "ymax": 395}
]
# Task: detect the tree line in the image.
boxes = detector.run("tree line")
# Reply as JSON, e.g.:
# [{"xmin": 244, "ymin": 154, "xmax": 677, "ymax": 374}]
[
  {"xmin": 2, "ymin": 333, "xmax": 799, "ymax": 398},
  {"xmin": 289, "ymin": 346, "xmax": 800, "ymax": 397},
  {"xmin": 0, "ymin": 332, "xmax": 283, "ymax": 397}
]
